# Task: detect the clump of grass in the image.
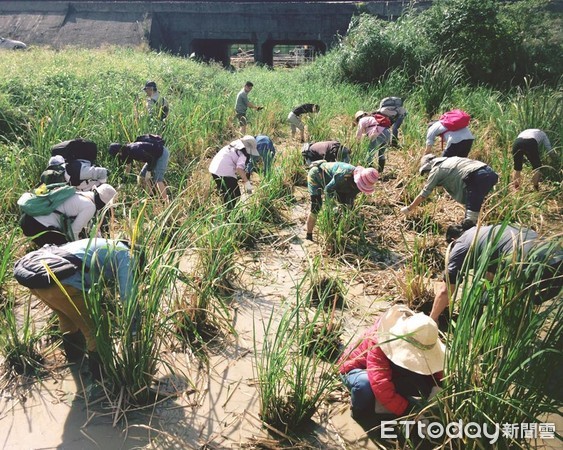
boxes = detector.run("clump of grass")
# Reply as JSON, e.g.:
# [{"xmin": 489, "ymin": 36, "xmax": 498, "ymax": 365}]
[
  {"xmin": 0, "ymin": 296, "xmax": 45, "ymax": 377},
  {"xmin": 316, "ymin": 197, "xmax": 368, "ymax": 256},
  {"xmin": 429, "ymin": 225, "xmax": 563, "ymax": 448},
  {"xmin": 254, "ymin": 268, "xmax": 340, "ymax": 434},
  {"xmin": 414, "ymin": 55, "xmax": 467, "ymax": 118},
  {"xmin": 306, "ymin": 275, "xmax": 346, "ymax": 310}
]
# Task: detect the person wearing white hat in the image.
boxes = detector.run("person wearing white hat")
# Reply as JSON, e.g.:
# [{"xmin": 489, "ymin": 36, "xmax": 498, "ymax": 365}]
[
  {"xmin": 339, "ymin": 305, "xmax": 445, "ymax": 420},
  {"xmin": 305, "ymin": 162, "xmax": 378, "ymax": 241},
  {"xmin": 400, "ymin": 155, "xmax": 498, "ymax": 229},
  {"xmin": 209, "ymin": 136, "xmax": 259, "ymax": 210},
  {"xmin": 20, "ymin": 184, "xmax": 117, "ymax": 247}
]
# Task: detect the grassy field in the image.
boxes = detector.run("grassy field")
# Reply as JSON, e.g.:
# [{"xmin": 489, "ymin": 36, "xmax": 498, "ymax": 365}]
[{"xmin": 0, "ymin": 47, "xmax": 561, "ymax": 449}]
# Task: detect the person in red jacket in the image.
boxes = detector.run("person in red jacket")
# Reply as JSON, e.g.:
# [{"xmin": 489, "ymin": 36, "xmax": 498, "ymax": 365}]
[{"xmin": 339, "ymin": 305, "xmax": 445, "ymax": 420}]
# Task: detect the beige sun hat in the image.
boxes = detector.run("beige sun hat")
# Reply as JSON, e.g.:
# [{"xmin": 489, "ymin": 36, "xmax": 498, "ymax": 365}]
[
  {"xmin": 233, "ymin": 135, "xmax": 259, "ymax": 157},
  {"xmin": 377, "ymin": 305, "xmax": 446, "ymax": 375},
  {"xmin": 354, "ymin": 110, "xmax": 367, "ymax": 123}
]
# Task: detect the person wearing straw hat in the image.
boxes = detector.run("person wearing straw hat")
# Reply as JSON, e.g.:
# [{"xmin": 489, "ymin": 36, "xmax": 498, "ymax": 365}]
[
  {"xmin": 400, "ymin": 154, "xmax": 498, "ymax": 230},
  {"xmin": 354, "ymin": 110, "xmax": 392, "ymax": 172},
  {"xmin": 339, "ymin": 305, "xmax": 445, "ymax": 420},
  {"xmin": 209, "ymin": 135, "xmax": 259, "ymax": 210},
  {"xmin": 305, "ymin": 162, "xmax": 378, "ymax": 241},
  {"xmin": 19, "ymin": 184, "xmax": 117, "ymax": 247},
  {"xmin": 431, "ymin": 223, "xmax": 563, "ymax": 322}
]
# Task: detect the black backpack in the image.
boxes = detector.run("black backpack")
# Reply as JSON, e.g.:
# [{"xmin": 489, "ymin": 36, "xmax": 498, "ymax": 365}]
[
  {"xmin": 13, "ymin": 245, "xmax": 85, "ymax": 289},
  {"xmin": 40, "ymin": 165, "xmax": 67, "ymax": 185},
  {"xmin": 51, "ymin": 139, "xmax": 98, "ymax": 164}
]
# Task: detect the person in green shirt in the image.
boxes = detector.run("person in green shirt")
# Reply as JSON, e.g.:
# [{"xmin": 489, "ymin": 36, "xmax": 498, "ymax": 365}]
[
  {"xmin": 305, "ymin": 162, "xmax": 378, "ymax": 241},
  {"xmin": 400, "ymin": 155, "xmax": 498, "ymax": 229}
]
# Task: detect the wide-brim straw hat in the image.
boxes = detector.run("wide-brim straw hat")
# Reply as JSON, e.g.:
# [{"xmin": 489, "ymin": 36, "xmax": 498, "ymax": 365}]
[{"xmin": 377, "ymin": 305, "xmax": 446, "ymax": 375}]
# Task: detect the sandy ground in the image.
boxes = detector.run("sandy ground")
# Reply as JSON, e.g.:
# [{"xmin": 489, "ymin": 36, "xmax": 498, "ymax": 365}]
[
  {"xmin": 1, "ymin": 186, "xmax": 391, "ymax": 450},
  {"xmin": 1, "ymin": 149, "xmax": 561, "ymax": 449}
]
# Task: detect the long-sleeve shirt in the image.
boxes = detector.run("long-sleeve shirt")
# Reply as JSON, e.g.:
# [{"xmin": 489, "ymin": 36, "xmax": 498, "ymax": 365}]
[
  {"xmin": 419, "ymin": 157, "xmax": 487, "ymax": 204},
  {"xmin": 118, "ymin": 142, "xmax": 163, "ymax": 170},
  {"xmin": 256, "ymin": 135, "xmax": 276, "ymax": 156},
  {"xmin": 339, "ymin": 323, "xmax": 442, "ymax": 416},
  {"xmin": 517, "ymin": 129, "xmax": 552, "ymax": 153},
  {"xmin": 34, "ymin": 192, "xmax": 97, "ymax": 240},
  {"xmin": 356, "ymin": 116, "xmax": 386, "ymax": 141},
  {"xmin": 146, "ymin": 92, "xmax": 169, "ymax": 119},
  {"xmin": 60, "ymin": 239, "xmax": 134, "ymax": 305},
  {"xmin": 426, "ymin": 121, "xmax": 474, "ymax": 149},
  {"xmin": 209, "ymin": 144, "xmax": 248, "ymax": 178}
]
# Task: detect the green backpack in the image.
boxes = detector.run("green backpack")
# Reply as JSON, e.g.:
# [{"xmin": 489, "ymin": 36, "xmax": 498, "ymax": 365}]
[{"xmin": 17, "ymin": 183, "xmax": 76, "ymax": 217}]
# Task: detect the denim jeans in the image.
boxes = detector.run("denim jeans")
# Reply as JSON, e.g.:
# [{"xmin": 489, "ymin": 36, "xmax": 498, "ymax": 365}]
[{"xmin": 342, "ymin": 369, "xmax": 376, "ymax": 419}]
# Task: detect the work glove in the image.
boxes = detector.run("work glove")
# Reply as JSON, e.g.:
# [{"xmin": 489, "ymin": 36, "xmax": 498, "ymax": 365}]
[{"xmin": 244, "ymin": 181, "xmax": 253, "ymax": 194}]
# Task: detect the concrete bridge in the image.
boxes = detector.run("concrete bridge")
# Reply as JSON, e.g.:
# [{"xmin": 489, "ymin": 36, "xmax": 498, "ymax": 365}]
[{"xmin": 0, "ymin": 1, "xmax": 429, "ymax": 65}]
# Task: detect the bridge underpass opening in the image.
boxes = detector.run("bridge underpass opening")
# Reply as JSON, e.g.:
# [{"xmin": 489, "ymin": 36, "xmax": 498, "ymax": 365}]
[
  {"xmin": 191, "ymin": 39, "xmax": 233, "ymax": 65},
  {"xmin": 261, "ymin": 41, "xmax": 325, "ymax": 67}
]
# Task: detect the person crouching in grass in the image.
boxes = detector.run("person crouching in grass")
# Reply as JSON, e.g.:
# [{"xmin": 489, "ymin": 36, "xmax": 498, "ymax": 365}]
[{"xmin": 305, "ymin": 161, "xmax": 378, "ymax": 241}]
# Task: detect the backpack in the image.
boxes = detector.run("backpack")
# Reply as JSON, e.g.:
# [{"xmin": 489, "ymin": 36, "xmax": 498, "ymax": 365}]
[
  {"xmin": 40, "ymin": 165, "xmax": 67, "ymax": 185},
  {"xmin": 379, "ymin": 97, "xmax": 403, "ymax": 109},
  {"xmin": 135, "ymin": 134, "xmax": 165, "ymax": 150},
  {"xmin": 13, "ymin": 245, "xmax": 84, "ymax": 289},
  {"xmin": 17, "ymin": 183, "xmax": 76, "ymax": 217},
  {"xmin": 51, "ymin": 139, "xmax": 98, "ymax": 164},
  {"xmin": 439, "ymin": 110, "xmax": 471, "ymax": 131},
  {"xmin": 372, "ymin": 113, "xmax": 392, "ymax": 129}
]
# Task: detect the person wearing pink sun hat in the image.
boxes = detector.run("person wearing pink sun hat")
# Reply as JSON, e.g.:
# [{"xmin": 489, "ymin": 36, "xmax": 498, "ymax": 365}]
[{"xmin": 305, "ymin": 161, "xmax": 378, "ymax": 241}]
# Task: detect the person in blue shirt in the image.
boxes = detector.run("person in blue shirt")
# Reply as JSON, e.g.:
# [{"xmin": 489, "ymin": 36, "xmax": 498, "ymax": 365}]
[
  {"xmin": 246, "ymin": 135, "xmax": 276, "ymax": 178},
  {"xmin": 21, "ymin": 238, "xmax": 138, "ymax": 381}
]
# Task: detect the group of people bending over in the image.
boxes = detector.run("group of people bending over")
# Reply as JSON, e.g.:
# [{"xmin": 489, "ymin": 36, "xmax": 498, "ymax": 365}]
[{"xmin": 11, "ymin": 91, "xmax": 561, "ymax": 421}]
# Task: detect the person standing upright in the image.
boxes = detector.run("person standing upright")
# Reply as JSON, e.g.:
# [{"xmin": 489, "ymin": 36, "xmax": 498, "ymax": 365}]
[
  {"xmin": 235, "ymin": 81, "xmax": 263, "ymax": 134},
  {"xmin": 143, "ymin": 81, "xmax": 169, "ymax": 121}
]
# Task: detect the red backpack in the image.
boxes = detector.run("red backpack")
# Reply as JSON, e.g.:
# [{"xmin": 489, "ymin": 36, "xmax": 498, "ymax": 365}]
[
  {"xmin": 439, "ymin": 109, "xmax": 470, "ymax": 131},
  {"xmin": 372, "ymin": 113, "xmax": 392, "ymax": 129}
]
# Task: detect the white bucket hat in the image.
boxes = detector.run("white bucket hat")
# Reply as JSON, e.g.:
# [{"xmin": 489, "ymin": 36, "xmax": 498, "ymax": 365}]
[
  {"xmin": 377, "ymin": 305, "xmax": 446, "ymax": 375},
  {"xmin": 234, "ymin": 135, "xmax": 259, "ymax": 157},
  {"xmin": 419, "ymin": 154, "xmax": 437, "ymax": 174},
  {"xmin": 94, "ymin": 183, "xmax": 117, "ymax": 206}
]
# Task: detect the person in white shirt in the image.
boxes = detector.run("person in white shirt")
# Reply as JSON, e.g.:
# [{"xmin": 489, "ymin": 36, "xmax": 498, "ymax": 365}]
[
  {"xmin": 20, "ymin": 184, "xmax": 117, "ymax": 246},
  {"xmin": 512, "ymin": 129, "xmax": 554, "ymax": 190},
  {"xmin": 425, "ymin": 121, "xmax": 474, "ymax": 158}
]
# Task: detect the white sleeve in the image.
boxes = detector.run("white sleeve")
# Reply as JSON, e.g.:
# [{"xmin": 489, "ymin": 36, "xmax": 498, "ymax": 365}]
[
  {"xmin": 79, "ymin": 163, "xmax": 108, "ymax": 181},
  {"xmin": 426, "ymin": 122, "xmax": 447, "ymax": 146},
  {"xmin": 59, "ymin": 194, "xmax": 97, "ymax": 240}
]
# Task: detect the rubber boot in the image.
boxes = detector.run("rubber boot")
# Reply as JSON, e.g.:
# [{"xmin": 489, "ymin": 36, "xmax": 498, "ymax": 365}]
[
  {"xmin": 62, "ymin": 330, "xmax": 86, "ymax": 362},
  {"xmin": 88, "ymin": 351, "xmax": 104, "ymax": 382}
]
